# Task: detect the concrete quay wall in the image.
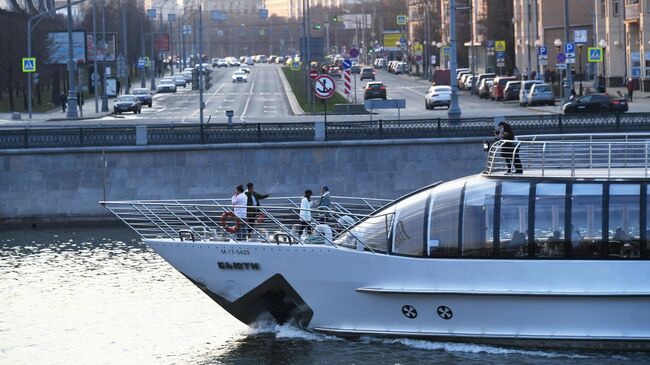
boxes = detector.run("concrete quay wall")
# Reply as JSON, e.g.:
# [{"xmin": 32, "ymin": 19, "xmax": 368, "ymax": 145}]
[{"xmin": 0, "ymin": 138, "xmax": 486, "ymax": 223}]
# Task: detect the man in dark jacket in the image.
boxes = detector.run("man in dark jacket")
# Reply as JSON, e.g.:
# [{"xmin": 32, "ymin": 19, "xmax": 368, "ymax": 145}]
[
  {"xmin": 496, "ymin": 121, "xmax": 523, "ymax": 174},
  {"xmin": 245, "ymin": 182, "xmax": 270, "ymax": 237}
]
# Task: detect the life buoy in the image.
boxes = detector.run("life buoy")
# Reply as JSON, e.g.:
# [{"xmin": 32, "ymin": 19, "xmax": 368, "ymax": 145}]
[{"xmin": 221, "ymin": 212, "xmax": 240, "ymax": 234}]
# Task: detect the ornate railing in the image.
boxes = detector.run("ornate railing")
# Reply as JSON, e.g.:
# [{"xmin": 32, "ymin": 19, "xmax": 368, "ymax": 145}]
[{"xmin": 2, "ymin": 113, "xmax": 650, "ymax": 149}]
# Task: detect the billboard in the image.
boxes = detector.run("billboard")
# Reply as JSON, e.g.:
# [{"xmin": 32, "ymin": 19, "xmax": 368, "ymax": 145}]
[
  {"xmin": 342, "ymin": 14, "xmax": 372, "ymax": 30},
  {"xmin": 383, "ymin": 31, "xmax": 405, "ymax": 52},
  {"xmin": 300, "ymin": 37, "xmax": 324, "ymax": 62},
  {"xmin": 154, "ymin": 34, "xmax": 170, "ymax": 52},
  {"xmin": 46, "ymin": 31, "xmax": 87, "ymax": 64},
  {"xmin": 86, "ymin": 33, "xmax": 117, "ymax": 62}
]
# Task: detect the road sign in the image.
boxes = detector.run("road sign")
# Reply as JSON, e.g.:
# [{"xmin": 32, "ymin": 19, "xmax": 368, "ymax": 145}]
[
  {"xmin": 349, "ymin": 48, "xmax": 359, "ymax": 58},
  {"xmin": 588, "ymin": 47, "xmax": 603, "ymax": 62},
  {"xmin": 396, "ymin": 15, "xmax": 407, "ymax": 25},
  {"xmin": 496, "ymin": 51, "xmax": 505, "ymax": 61},
  {"xmin": 556, "ymin": 63, "xmax": 567, "ymax": 70},
  {"xmin": 539, "ymin": 59, "xmax": 548, "ymax": 66},
  {"xmin": 146, "ymin": 8, "xmax": 156, "ymax": 18},
  {"xmin": 138, "ymin": 58, "xmax": 145, "ymax": 69},
  {"xmin": 342, "ymin": 59, "xmax": 352, "ymax": 69},
  {"xmin": 557, "ymin": 52, "xmax": 566, "ymax": 64},
  {"xmin": 487, "ymin": 40, "xmax": 495, "ymax": 52},
  {"xmin": 495, "ymin": 40, "xmax": 506, "ymax": 52},
  {"xmin": 314, "ymin": 75, "xmax": 336, "ymax": 99},
  {"xmin": 443, "ymin": 46, "xmax": 450, "ymax": 56},
  {"xmin": 566, "ymin": 56, "xmax": 576, "ymax": 64},
  {"xmin": 168, "ymin": 13, "xmax": 176, "ymax": 22},
  {"xmin": 309, "ymin": 70, "xmax": 319, "ymax": 79},
  {"xmin": 574, "ymin": 29, "xmax": 588, "ymax": 44},
  {"xmin": 343, "ymin": 69, "xmax": 351, "ymax": 95},
  {"xmin": 538, "ymin": 46, "xmax": 547, "ymax": 57},
  {"xmin": 291, "ymin": 61, "xmax": 300, "ymax": 71},
  {"xmin": 565, "ymin": 42, "xmax": 575, "ymax": 62},
  {"xmin": 414, "ymin": 43, "xmax": 423, "ymax": 55},
  {"xmin": 22, "ymin": 57, "xmax": 36, "ymax": 73},
  {"xmin": 497, "ymin": 61, "xmax": 505, "ymax": 68},
  {"xmin": 259, "ymin": 8, "xmax": 268, "ymax": 19}
]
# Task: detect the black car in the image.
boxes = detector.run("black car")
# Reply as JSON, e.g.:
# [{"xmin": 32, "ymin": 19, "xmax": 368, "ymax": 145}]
[
  {"xmin": 562, "ymin": 94, "xmax": 628, "ymax": 114},
  {"xmin": 113, "ymin": 95, "xmax": 142, "ymax": 114},
  {"xmin": 364, "ymin": 81, "xmax": 387, "ymax": 100},
  {"xmin": 350, "ymin": 65, "xmax": 361, "ymax": 74},
  {"xmin": 360, "ymin": 67, "xmax": 375, "ymax": 81},
  {"xmin": 131, "ymin": 88, "xmax": 152, "ymax": 107},
  {"xmin": 503, "ymin": 81, "xmax": 521, "ymax": 101}
]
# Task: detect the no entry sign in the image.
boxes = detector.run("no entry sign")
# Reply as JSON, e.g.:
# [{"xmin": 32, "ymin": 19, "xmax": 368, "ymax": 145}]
[{"xmin": 309, "ymin": 69, "xmax": 319, "ymax": 79}]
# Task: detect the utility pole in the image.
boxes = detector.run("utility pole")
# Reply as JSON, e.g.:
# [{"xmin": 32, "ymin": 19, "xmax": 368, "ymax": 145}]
[
  {"xmin": 168, "ymin": 13, "xmax": 175, "ymax": 76},
  {"xmin": 448, "ymin": 0, "xmax": 461, "ymax": 119},
  {"xmin": 306, "ymin": 0, "xmax": 312, "ymax": 111},
  {"xmin": 92, "ymin": 0, "xmax": 98, "ymax": 112},
  {"xmin": 140, "ymin": 18, "xmax": 146, "ymax": 87},
  {"xmin": 149, "ymin": 9, "xmax": 156, "ymax": 91},
  {"xmin": 101, "ymin": 0, "xmax": 108, "ymax": 111},
  {"xmin": 120, "ymin": 0, "xmax": 128, "ymax": 94},
  {"xmin": 199, "ymin": 4, "xmax": 204, "ymax": 127},
  {"xmin": 526, "ymin": 0, "xmax": 531, "ymax": 79},
  {"xmin": 65, "ymin": 0, "xmax": 78, "ymax": 118},
  {"xmin": 563, "ymin": 0, "xmax": 573, "ymax": 103}
]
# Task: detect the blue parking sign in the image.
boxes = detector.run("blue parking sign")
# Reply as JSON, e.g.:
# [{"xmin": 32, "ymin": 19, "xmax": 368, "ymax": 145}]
[
  {"xmin": 538, "ymin": 46, "xmax": 547, "ymax": 56},
  {"xmin": 496, "ymin": 51, "xmax": 505, "ymax": 60},
  {"xmin": 487, "ymin": 40, "xmax": 495, "ymax": 49},
  {"xmin": 565, "ymin": 42, "xmax": 575, "ymax": 54}
]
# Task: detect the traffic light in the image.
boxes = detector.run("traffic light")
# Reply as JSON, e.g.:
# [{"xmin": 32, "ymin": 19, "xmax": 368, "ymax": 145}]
[
  {"xmin": 313, "ymin": 23, "xmax": 321, "ymax": 30},
  {"xmin": 332, "ymin": 15, "xmax": 339, "ymax": 22}
]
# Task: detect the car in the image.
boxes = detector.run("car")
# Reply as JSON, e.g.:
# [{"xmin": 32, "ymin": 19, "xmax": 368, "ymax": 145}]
[
  {"xmin": 518, "ymin": 80, "xmax": 543, "ymax": 106},
  {"xmin": 157, "ymin": 78, "xmax": 177, "ymax": 93},
  {"xmin": 503, "ymin": 80, "xmax": 522, "ymax": 101},
  {"xmin": 215, "ymin": 59, "xmax": 228, "ymax": 68},
  {"xmin": 473, "ymin": 73, "xmax": 495, "ymax": 92},
  {"xmin": 245, "ymin": 57, "xmax": 255, "ymax": 65},
  {"xmin": 364, "ymin": 81, "xmax": 387, "ymax": 100},
  {"xmin": 130, "ymin": 88, "xmax": 152, "ymax": 107},
  {"xmin": 172, "ymin": 75, "xmax": 187, "ymax": 87},
  {"xmin": 113, "ymin": 95, "xmax": 141, "ymax": 114},
  {"xmin": 257, "ymin": 55, "xmax": 267, "ymax": 63},
  {"xmin": 490, "ymin": 76, "xmax": 517, "ymax": 100},
  {"xmin": 239, "ymin": 66, "xmax": 251, "ymax": 74},
  {"xmin": 424, "ymin": 85, "xmax": 451, "ymax": 109},
  {"xmin": 181, "ymin": 71, "xmax": 193, "ymax": 82},
  {"xmin": 360, "ymin": 67, "xmax": 375, "ymax": 81},
  {"xmin": 562, "ymin": 94, "xmax": 628, "ymax": 114},
  {"xmin": 478, "ymin": 79, "xmax": 494, "ymax": 98},
  {"xmin": 232, "ymin": 70, "xmax": 248, "ymax": 83},
  {"xmin": 350, "ymin": 65, "xmax": 361, "ymax": 74},
  {"xmin": 374, "ymin": 58, "xmax": 387, "ymax": 68},
  {"xmin": 329, "ymin": 67, "xmax": 342, "ymax": 78},
  {"xmin": 394, "ymin": 62, "xmax": 409, "ymax": 75},
  {"xmin": 527, "ymin": 83, "xmax": 555, "ymax": 106},
  {"xmin": 226, "ymin": 57, "xmax": 240, "ymax": 67},
  {"xmin": 211, "ymin": 58, "xmax": 219, "ymax": 67}
]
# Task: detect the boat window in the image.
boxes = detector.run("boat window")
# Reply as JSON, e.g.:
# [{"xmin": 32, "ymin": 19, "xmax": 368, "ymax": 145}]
[
  {"xmin": 498, "ymin": 182, "xmax": 530, "ymax": 258},
  {"xmin": 461, "ymin": 179, "xmax": 496, "ymax": 257},
  {"xmin": 335, "ymin": 207, "xmax": 394, "ymax": 252},
  {"xmin": 428, "ymin": 179, "xmax": 465, "ymax": 257},
  {"xmin": 608, "ymin": 184, "xmax": 641, "ymax": 258},
  {"xmin": 535, "ymin": 183, "xmax": 566, "ymax": 258},
  {"xmin": 647, "ymin": 186, "xmax": 649, "ymax": 258},
  {"xmin": 391, "ymin": 190, "xmax": 431, "ymax": 256},
  {"xmin": 571, "ymin": 184, "xmax": 603, "ymax": 258}
]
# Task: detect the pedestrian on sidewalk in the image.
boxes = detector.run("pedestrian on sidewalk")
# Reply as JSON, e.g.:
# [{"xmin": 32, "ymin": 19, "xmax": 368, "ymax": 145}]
[
  {"xmin": 626, "ymin": 78, "xmax": 634, "ymax": 102},
  {"xmin": 59, "ymin": 92, "xmax": 67, "ymax": 113}
]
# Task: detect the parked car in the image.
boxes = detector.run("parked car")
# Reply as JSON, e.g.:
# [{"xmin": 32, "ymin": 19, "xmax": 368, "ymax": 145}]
[
  {"xmin": 113, "ymin": 95, "xmax": 141, "ymax": 114},
  {"xmin": 181, "ymin": 71, "xmax": 193, "ymax": 82},
  {"xmin": 527, "ymin": 83, "xmax": 555, "ymax": 106},
  {"xmin": 245, "ymin": 57, "xmax": 255, "ymax": 65},
  {"xmin": 490, "ymin": 76, "xmax": 517, "ymax": 100},
  {"xmin": 360, "ymin": 67, "xmax": 375, "ymax": 81},
  {"xmin": 424, "ymin": 85, "xmax": 451, "ymax": 109},
  {"xmin": 562, "ymin": 94, "xmax": 628, "ymax": 114},
  {"xmin": 215, "ymin": 59, "xmax": 228, "ymax": 68},
  {"xmin": 518, "ymin": 80, "xmax": 543, "ymax": 106},
  {"xmin": 364, "ymin": 81, "xmax": 387, "ymax": 100},
  {"xmin": 131, "ymin": 88, "xmax": 152, "ymax": 107},
  {"xmin": 473, "ymin": 73, "xmax": 495, "ymax": 92},
  {"xmin": 329, "ymin": 67, "xmax": 342, "ymax": 78},
  {"xmin": 478, "ymin": 78, "xmax": 494, "ymax": 98},
  {"xmin": 226, "ymin": 57, "xmax": 240, "ymax": 67},
  {"xmin": 503, "ymin": 80, "xmax": 522, "ymax": 101},
  {"xmin": 157, "ymin": 78, "xmax": 177, "ymax": 93},
  {"xmin": 394, "ymin": 62, "xmax": 409, "ymax": 75},
  {"xmin": 172, "ymin": 75, "xmax": 187, "ymax": 88},
  {"xmin": 232, "ymin": 70, "xmax": 248, "ymax": 83}
]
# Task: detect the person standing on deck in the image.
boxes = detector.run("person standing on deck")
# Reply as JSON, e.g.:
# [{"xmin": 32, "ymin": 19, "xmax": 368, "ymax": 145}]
[
  {"xmin": 231, "ymin": 185, "xmax": 247, "ymax": 240},
  {"xmin": 245, "ymin": 182, "xmax": 270, "ymax": 238}
]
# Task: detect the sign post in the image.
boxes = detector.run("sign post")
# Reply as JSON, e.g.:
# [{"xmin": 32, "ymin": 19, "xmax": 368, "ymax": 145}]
[{"xmin": 313, "ymin": 74, "xmax": 336, "ymax": 124}]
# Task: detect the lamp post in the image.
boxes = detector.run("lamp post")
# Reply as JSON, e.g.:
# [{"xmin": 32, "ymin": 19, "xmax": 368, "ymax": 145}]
[
  {"xmin": 147, "ymin": 8, "xmax": 156, "ymax": 91},
  {"xmin": 534, "ymin": 39, "xmax": 542, "ymax": 80},
  {"xmin": 168, "ymin": 13, "xmax": 176, "ymax": 76},
  {"xmin": 448, "ymin": 0, "xmax": 461, "ymax": 119},
  {"xmin": 578, "ymin": 44, "xmax": 583, "ymax": 95},
  {"xmin": 599, "ymin": 38, "xmax": 607, "ymax": 91},
  {"xmin": 436, "ymin": 42, "xmax": 443, "ymax": 68},
  {"xmin": 554, "ymin": 38, "xmax": 563, "ymax": 102},
  {"xmin": 65, "ymin": 0, "xmax": 79, "ymax": 119}
]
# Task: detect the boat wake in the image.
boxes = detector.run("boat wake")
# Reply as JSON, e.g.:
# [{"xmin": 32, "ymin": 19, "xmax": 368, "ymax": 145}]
[{"xmin": 247, "ymin": 320, "xmax": 342, "ymax": 342}]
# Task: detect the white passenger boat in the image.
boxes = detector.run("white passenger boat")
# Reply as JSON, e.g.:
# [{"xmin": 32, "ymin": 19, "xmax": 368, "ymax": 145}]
[{"xmin": 102, "ymin": 134, "xmax": 650, "ymax": 351}]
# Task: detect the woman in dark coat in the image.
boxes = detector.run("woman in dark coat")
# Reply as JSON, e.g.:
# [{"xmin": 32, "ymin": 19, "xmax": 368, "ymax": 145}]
[{"xmin": 497, "ymin": 121, "xmax": 523, "ymax": 174}]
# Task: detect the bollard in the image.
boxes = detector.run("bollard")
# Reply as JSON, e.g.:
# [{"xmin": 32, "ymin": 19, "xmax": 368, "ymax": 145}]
[{"xmin": 226, "ymin": 110, "xmax": 234, "ymax": 126}]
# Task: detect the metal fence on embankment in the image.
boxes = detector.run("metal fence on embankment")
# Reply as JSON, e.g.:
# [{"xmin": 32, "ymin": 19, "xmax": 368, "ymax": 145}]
[{"xmin": 1, "ymin": 113, "xmax": 650, "ymax": 149}]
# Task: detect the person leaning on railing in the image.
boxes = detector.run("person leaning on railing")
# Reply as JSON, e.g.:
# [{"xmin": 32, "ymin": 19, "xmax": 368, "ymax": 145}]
[{"xmin": 495, "ymin": 121, "xmax": 523, "ymax": 174}]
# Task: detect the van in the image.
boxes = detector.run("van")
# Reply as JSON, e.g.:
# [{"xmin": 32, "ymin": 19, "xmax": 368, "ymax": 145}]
[{"xmin": 518, "ymin": 80, "xmax": 543, "ymax": 106}]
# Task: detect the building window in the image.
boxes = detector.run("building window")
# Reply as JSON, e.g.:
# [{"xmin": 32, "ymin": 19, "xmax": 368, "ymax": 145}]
[
  {"xmin": 609, "ymin": 184, "xmax": 641, "ymax": 258},
  {"xmin": 571, "ymin": 184, "xmax": 603, "ymax": 258},
  {"xmin": 535, "ymin": 183, "xmax": 566, "ymax": 258},
  {"xmin": 602, "ymin": 0, "xmax": 606, "ymax": 17},
  {"xmin": 497, "ymin": 182, "xmax": 530, "ymax": 258},
  {"xmin": 461, "ymin": 179, "xmax": 496, "ymax": 257},
  {"xmin": 614, "ymin": 0, "xmax": 619, "ymax": 16}
]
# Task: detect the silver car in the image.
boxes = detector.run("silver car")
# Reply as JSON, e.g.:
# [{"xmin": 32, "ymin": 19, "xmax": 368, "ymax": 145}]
[
  {"xmin": 527, "ymin": 83, "xmax": 555, "ymax": 106},
  {"xmin": 518, "ymin": 80, "xmax": 543, "ymax": 106}
]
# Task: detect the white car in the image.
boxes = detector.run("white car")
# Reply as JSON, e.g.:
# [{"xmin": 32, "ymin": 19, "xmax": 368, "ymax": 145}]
[
  {"xmin": 232, "ymin": 70, "xmax": 248, "ymax": 83},
  {"xmin": 239, "ymin": 66, "xmax": 251, "ymax": 74},
  {"xmin": 157, "ymin": 78, "xmax": 177, "ymax": 93},
  {"xmin": 226, "ymin": 57, "xmax": 240, "ymax": 66},
  {"xmin": 424, "ymin": 85, "xmax": 452, "ymax": 110},
  {"xmin": 181, "ymin": 71, "xmax": 193, "ymax": 82},
  {"xmin": 216, "ymin": 59, "xmax": 228, "ymax": 68}
]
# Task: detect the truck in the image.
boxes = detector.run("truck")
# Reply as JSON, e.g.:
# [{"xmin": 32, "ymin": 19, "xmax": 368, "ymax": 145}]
[{"xmin": 432, "ymin": 69, "xmax": 451, "ymax": 86}]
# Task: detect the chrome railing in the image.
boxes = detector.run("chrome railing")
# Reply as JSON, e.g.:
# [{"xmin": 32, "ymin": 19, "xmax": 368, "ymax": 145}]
[
  {"xmin": 100, "ymin": 196, "xmax": 392, "ymax": 251},
  {"xmin": 485, "ymin": 135, "xmax": 650, "ymax": 178}
]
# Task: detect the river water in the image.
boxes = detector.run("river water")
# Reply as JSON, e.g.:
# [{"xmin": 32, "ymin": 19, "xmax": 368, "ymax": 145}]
[{"xmin": 1, "ymin": 225, "xmax": 648, "ymax": 365}]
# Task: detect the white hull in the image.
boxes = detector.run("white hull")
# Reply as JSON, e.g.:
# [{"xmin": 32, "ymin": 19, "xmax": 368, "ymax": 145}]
[{"xmin": 147, "ymin": 238, "xmax": 650, "ymax": 350}]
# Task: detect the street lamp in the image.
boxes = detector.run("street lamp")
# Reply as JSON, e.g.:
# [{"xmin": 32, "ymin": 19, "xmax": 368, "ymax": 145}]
[
  {"xmin": 578, "ymin": 43, "xmax": 583, "ymax": 95},
  {"xmin": 554, "ymin": 38, "xmax": 563, "ymax": 101},
  {"xmin": 436, "ymin": 42, "xmax": 443, "ymax": 68},
  {"xmin": 599, "ymin": 38, "xmax": 607, "ymax": 91},
  {"xmin": 534, "ymin": 39, "xmax": 542, "ymax": 80}
]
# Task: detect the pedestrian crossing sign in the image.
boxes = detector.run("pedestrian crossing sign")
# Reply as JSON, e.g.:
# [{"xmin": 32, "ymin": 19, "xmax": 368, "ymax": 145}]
[
  {"xmin": 22, "ymin": 58, "xmax": 36, "ymax": 73},
  {"xmin": 291, "ymin": 61, "xmax": 301, "ymax": 71},
  {"xmin": 588, "ymin": 47, "xmax": 603, "ymax": 62}
]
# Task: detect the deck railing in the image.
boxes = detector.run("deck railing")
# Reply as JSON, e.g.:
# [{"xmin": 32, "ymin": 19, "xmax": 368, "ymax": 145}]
[
  {"xmin": 485, "ymin": 134, "xmax": 650, "ymax": 178},
  {"xmin": 101, "ymin": 196, "xmax": 392, "ymax": 250}
]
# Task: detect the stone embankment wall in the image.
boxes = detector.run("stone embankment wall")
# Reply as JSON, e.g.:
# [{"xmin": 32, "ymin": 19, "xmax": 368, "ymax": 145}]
[{"xmin": 0, "ymin": 138, "xmax": 486, "ymax": 223}]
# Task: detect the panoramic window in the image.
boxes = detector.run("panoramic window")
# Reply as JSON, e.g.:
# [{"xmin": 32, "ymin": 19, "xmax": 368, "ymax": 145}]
[
  {"xmin": 608, "ymin": 184, "xmax": 641, "ymax": 258},
  {"xmin": 428, "ymin": 179, "xmax": 465, "ymax": 257},
  {"xmin": 461, "ymin": 179, "xmax": 496, "ymax": 257},
  {"xmin": 391, "ymin": 190, "xmax": 430, "ymax": 256},
  {"xmin": 571, "ymin": 184, "xmax": 603, "ymax": 258},
  {"xmin": 535, "ymin": 183, "xmax": 566, "ymax": 258},
  {"xmin": 497, "ymin": 182, "xmax": 530, "ymax": 258}
]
